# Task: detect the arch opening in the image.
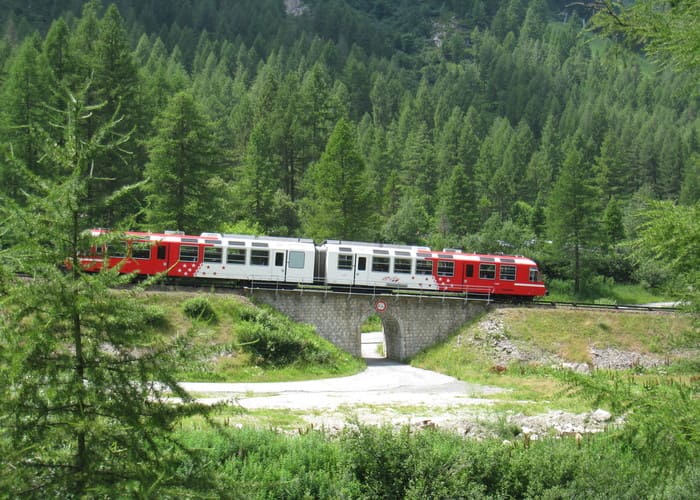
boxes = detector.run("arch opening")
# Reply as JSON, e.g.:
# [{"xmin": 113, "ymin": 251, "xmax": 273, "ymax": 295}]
[
  {"xmin": 360, "ymin": 313, "xmax": 385, "ymax": 359},
  {"xmin": 359, "ymin": 313, "xmax": 402, "ymax": 361}
]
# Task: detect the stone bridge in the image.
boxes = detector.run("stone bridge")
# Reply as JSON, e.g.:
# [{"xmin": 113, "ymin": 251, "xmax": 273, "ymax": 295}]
[{"xmin": 246, "ymin": 288, "xmax": 490, "ymax": 361}]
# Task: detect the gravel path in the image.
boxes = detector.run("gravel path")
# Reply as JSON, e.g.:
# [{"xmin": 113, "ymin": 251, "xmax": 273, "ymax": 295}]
[
  {"xmin": 177, "ymin": 331, "xmax": 627, "ymax": 436},
  {"xmin": 180, "ymin": 358, "xmax": 505, "ymax": 410}
]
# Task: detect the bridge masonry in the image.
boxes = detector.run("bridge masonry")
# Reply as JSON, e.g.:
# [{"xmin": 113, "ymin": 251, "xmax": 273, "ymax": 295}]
[{"xmin": 247, "ymin": 289, "xmax": 489, "ymax": 361}]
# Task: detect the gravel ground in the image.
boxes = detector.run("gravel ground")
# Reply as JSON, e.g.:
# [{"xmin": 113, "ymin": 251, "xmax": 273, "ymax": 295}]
[{"xmin": 179, "ymin": 331, "xmax": 622, "ymax": 438}]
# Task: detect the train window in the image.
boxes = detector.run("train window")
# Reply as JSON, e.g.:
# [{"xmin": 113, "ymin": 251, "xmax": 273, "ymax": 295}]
[
  {"xmin": 275, "ymin": 252, "xmax": 284, "ymax": 267},
  {"xmin": 179, "ymin": 245, "xmax": 199, "ymax": 262},
  {"xmin": 394, "ymin": 258, "xmax": 411, "ymax": 274},
  {"xmin": 437, "ymin": 261, "xmax": 454, "ymax": 277},
  {"xmin": 109, "ymin": 243, "xmax": 127, "ymax": 258},
  {"xmin": 466, "ymin": 264, "xmax": 474, "ymax": 278},
  {"xmin": 358, "ymin": 257, "xmax": 367, "ymax": 271},
  {"xmin": 479, "ymin": 264, "xmax": 496, "ymax": 279},
  {"xmin": 338, "ymin": 254, "xmax": 353, "ymax": 270},
  {"xmin": 416, "ymin": 259, "xmax": 433, "ymax": 275},
  {"xmin": 500, "ymin": 265, "xmax": 516, "ymax": 281},
  {"xmin": 529, "ymin": 267, "xmax": 541, "ymax": 282},
  {"xmin": 157, "ymin": 246, "xmax": 166, "ymax": 260},
  {"xmin": 251, "ymin": 250, "xmax": 269, "ymax": 266},
  {"xmin": 226, "ymin": 248, "xmax": 246, "ymax": 265},
  {"xmin": 372, "ymin": 256, "xmax": 390, "ymax": 273},
  {"xmin": 288, "ymin": 251, "xmax": 305, "ymax": 269},
  {"xmin": 204, "ymin": 246, "xmax": 223, "ymax": 263},
  {"xmin": 132, "ymin": 243, "xmax": 151, "ymax": 260}
]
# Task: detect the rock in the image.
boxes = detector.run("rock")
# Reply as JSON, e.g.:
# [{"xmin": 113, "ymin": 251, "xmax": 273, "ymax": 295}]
[
  {"xmin": 561, "ymin": 362, "xmax": 591, "ymax": 374},
  {"xmin": 591, "ymin": 409, "xmax": 612, "ymax": 423}
]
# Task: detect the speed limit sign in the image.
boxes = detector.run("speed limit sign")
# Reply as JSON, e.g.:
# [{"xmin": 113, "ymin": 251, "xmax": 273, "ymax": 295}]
[{"xmin": 374, "ymin": 299, "xmax": 387, "ymax": 313}]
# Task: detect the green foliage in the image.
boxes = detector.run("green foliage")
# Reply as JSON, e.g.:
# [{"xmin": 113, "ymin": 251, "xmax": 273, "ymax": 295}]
[
  {"xmin": 590, "ymin": 0, "xmax": 700, "ymax": 72},
  {"xmin": 141, "ymin": 303, "xmax": 170, "ymax": 329},
  {"xmin": 143, "ymin": 90, "xmax": 223, "ymax": 233},
  {"xmin": 302, "ymin": 117, "xmax": 375, "ymax": 241},
  {"xmin": 555, "ymin": 369, "xmax": 700, "ymax": 471},
  {"xmin": 631, "ymin": 201, "xmax": 700, "ymax": 312},
  {"xmin": 182, "ymin": 296, "xmax": 218, "ymax": 323},
  {"xmin": 0, "ymin": 83, "xmax": 210, "ymax": 496},
  {"xmin": 237, "ymin": 307, "xmax": 335, "ymax": 367},
  {"xmin": 1, "ymin": 0, "xmax": 699, "ymax": 312}
]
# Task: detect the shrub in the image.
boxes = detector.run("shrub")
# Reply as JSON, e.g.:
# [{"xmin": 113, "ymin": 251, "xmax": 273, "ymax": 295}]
[
  {"xmin": 236, "ymin": 308, "xmax": 332, "ymax": 366},
  {"xmin": 182, "ymin": 297, "xmax": 217, "ymax": 323},
  {"xmin": 142, "ymin": 304, "xmax": 169, "ymax": 329}
]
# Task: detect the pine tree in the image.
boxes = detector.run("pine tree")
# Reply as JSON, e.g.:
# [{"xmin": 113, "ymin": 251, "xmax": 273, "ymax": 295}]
[
  {"xmin": 0, "ymin": 83, "xmax": 209, "ymax": 497},
  {"xmin": 1, "ymin": 34, "xmax": 51, "ymax": 180},
  {"xmin": 547, "ymin": 138, "xmax": 602, "ymax": 293},
  {"xmin": 143, "ymin": 91, "xmax": 222, "ymax": 233},
  {"xmin": 302, "ymin": 118, "xmax": 374, "ymax": 240},
  {"xmin": 236, "ymin": 120, "xmax": 282, "ymax": 231}
]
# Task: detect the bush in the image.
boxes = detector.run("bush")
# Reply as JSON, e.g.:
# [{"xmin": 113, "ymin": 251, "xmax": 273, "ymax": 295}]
[
  {"xmin": 236, "ymin": 308, "xmax": 333, "ymax": 366},
  {"xmin": 142, "ymin": 304, "xmax": 169, "ymax": 329},
  {"xmin": 182, "ymin": 297, "xmax": 217, "ymax": 323}
]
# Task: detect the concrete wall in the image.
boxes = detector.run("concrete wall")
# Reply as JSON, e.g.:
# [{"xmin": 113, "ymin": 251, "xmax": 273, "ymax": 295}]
[{"xmin": 247, "ymin": 289, "xmax": 488, "ymax": 361}]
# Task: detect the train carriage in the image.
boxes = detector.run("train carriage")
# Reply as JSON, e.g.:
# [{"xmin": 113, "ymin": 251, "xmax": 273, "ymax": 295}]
[
  {"xmin": 319, "ymin": 240, "xmax": 545, "ymax": 298},
  {"xmin": 81, "ymin": 230, "xmax": 316, "ymax": 285},
  {"xmin": 425, "ymin": 251, "xmax": 545, "ymax": 297},
  {"xmin": 319, "ymin": 240, "xmax": 437, "ymax": 291}
]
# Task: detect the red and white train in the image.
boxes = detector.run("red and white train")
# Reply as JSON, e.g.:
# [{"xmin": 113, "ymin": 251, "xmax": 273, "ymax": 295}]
[{"xmin": 80, "ymin": 229, "xmax": 547, "ymax": 299}]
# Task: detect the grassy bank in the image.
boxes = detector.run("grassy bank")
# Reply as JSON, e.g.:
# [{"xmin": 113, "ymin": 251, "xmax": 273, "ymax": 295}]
[
  {"xmin": 144, "ymin": 291, "xmax": 364, "ymax": 382},
  {"xmin": 411, "ymin": 307, "xmax": 699, "ymax": 410}
]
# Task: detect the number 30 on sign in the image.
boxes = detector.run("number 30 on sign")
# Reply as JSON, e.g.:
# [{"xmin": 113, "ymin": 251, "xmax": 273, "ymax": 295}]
[{"xmin": 374, "ymin": 299, "xmax": 387, "ymax": 313}]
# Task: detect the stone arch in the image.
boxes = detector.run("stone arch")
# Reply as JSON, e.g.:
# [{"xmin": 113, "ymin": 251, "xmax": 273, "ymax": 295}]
[
  {"xmin": 356, "ymin": 310, "xmax": 403, "ymax": 361},
  {"xmin": 378, "ymin": 313, "xmax": 402, "ymax": 361}
]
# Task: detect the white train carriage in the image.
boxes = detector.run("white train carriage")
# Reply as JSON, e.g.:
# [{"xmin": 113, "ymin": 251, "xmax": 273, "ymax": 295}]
[
  {"xmin": 318, "ymin": 240, "xmax": 438, "ymax": 291},
  {"xmin": 180, "ymin": 233, "xmax": 316, "ymax": 285}
]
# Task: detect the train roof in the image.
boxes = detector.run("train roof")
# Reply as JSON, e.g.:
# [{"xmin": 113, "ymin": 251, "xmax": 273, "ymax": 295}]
[
  {"xmin": 320, "ymin": 240, "xmax": 536, "ymax": 265},
  {"xmin": 88, "ymin": 229, "xmax": 315, "ymax": 248}
]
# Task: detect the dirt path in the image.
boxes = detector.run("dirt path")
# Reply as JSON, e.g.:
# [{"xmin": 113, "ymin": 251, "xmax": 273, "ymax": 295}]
[
  {"xmin": 178, "ymin": 332, "xmax": 619, "ymax": 436},
  {"xmin": 180, "ymin": 358, "xmax": 505, "ymax": 411}
]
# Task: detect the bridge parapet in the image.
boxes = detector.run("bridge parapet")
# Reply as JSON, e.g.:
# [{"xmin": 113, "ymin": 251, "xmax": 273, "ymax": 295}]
[{"xmin": 247, "ymin": 289, "xmax": 489, "ymax": 361}]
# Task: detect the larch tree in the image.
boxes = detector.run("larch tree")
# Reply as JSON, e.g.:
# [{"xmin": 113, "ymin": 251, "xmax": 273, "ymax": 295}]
[
  {"xmin": 590, "ymin": 0, "xmax": 700, "ymax": 72},
  {"xmin": 89, "ymin": 3, "xmax": 143, "ymax": 225},
  {"xmin": 235, "ymin": 120, "xmax": 282, "ymax": 231},
  {"xmin": 0, "ymin": 83, "xmax": 210, "ymax": 497}
]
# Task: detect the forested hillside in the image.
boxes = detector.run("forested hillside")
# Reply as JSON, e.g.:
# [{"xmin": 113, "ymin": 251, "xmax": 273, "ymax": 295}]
[{"xmin": 1, "ymin": 0, "xmax": 698, "ymax": 296}]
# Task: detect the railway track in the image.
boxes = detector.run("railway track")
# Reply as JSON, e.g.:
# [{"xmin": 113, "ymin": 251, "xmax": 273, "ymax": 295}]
[
  {"xmin": 527, "ymin": 300, "xmax": 681, "ymax": 313},
  {"xmin": 144, "ymin": 280, "xmax": 683, "ymax": 314}
]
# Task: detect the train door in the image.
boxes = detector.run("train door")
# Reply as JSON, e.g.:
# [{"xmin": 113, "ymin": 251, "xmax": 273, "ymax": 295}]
[
  {"xmin": 462, "ymin": 262, "xmax": 475, "ymax": 294},
  {"xmin": 354, "ymin": 254, "xmax": 368, "ymax": 287},
  {"xmin": 154, "ymin": 243, "xmax": 168, "ymax": 273},
  {"xmin": 284, "ymin": 250, "xmax": 313, "ymax": 284}
]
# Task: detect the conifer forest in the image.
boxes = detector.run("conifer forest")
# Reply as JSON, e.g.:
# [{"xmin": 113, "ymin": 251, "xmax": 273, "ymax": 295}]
[
  {"xmin": 1, "ymin": 0, "xmax": 698, "ymax": 297},
  {"xmin": 0, "ymin": 1, "xmax": 699, "ymax": 496}
]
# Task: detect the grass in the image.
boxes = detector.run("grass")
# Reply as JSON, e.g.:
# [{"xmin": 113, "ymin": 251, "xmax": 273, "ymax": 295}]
[
  {"xmin": 410, "ymin": 307, "xmax": 699, "ymax": 411},
  {"xmin": 544, "ymin": 280, "xmax": 674, "ymax": 305},
  {"xmin": 144, "ymin": 291, "xmax": 365, "ymax": 382}
]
